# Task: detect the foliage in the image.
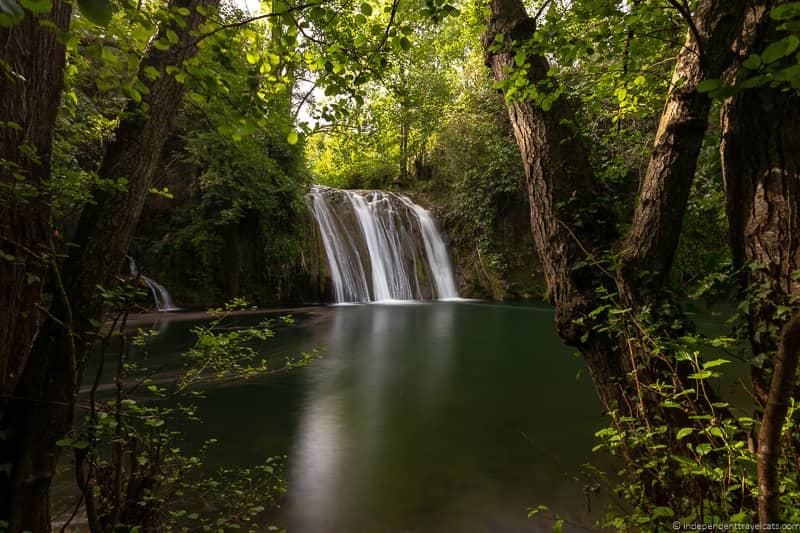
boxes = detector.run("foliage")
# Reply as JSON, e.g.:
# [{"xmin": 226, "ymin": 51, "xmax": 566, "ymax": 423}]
[
  {"xmin": 307, "ymin": 2, "xmax": 543, "ymax": 298},
  {"xmin": 57, "ymin": 292, "xmax": 318, "ymax": 531},
  {"xmin": 309, "ymin": 0, "xmax": 461, "ymax": 188},
  {"xmin": 143, "ymin": 78, "xmax": 311, "ymax": 304},
  {"xmin": 700, "ymin": 2, "xmax": 800, "ymax": 97},
  {"xmin": 308, "ymin": 0, "xmax": 727, "ymax": 297},
  {"xmin": 566, "ymin": 273, "xmax": 800, "ymax": 530},
  {"xmin": 428, "ymin": 69, "xmax": 537, "ymax": 298},
  {"xmin": 592, "ymin": 347, "xmax": 799, "ymax": 529}
]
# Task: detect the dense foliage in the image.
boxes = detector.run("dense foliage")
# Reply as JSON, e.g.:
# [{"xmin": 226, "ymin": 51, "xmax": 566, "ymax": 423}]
[{"xmin": 307, "ymin": 1, "xmax": 732, "ymax": 300}]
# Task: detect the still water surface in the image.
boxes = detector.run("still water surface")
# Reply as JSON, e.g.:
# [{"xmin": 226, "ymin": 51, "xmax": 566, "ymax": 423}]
[{"xmin": 122, "ymin": 302, "xmax": 608, "ymax": 531}]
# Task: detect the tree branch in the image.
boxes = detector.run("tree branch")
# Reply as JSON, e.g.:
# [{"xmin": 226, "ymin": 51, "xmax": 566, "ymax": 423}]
[
  {"xmin": 757, "ymin": 314, "xmax": 800, "ymax": 524},
  {"xmin": 667, "ymin": 0, "xmax": 703, "ymax": 60}
]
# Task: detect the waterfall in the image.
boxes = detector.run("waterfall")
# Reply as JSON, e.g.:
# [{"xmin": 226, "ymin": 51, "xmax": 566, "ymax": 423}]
[
  {"xmin": 309, "ymin": 186, "xmax": 460, "ymax": 303},
  {"xmin": 127, "ymin": 256, "xmax": 178, "ymax": 312}
]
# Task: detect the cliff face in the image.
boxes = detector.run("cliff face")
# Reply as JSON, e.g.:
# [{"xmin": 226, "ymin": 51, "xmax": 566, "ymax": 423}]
[
  {"xmin": 406, "ymin": 189, "xmax": 545, "ymax": 302},
  {"xmin": 134, "ymin": 180, "xmax": 542, "ymax": 306}
]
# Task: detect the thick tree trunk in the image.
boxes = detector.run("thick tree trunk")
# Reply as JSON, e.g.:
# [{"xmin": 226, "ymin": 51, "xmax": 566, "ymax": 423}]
[
  {"xmin": 483, "ymin": 0, "xmax": 745, "ymax": 414},
  {"xmin": 618, "ymin": 0, "xmax": 747, "ymax": 303},
  {"xmin": 0, "ymin": 0, "xmax": 219, "ymax": 527},
  {"xmin": 483, "ymin": 0, "xmax": 627, "ymax": 413},
  {"xmin": 0, "ymin": 1, "xmax": 72, "ymax": 404},
  {"xmin": 721, "ymin": 4, "xmax": 800, "ymax": 405}
]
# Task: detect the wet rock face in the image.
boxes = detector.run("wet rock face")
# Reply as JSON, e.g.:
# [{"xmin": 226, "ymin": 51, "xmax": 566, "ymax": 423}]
[{"xmin": 308, "ymin": 186, "xmax": 459, "ymax": 303}]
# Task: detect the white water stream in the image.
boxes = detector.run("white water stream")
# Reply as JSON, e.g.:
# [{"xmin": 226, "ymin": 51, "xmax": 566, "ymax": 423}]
[
  {"xmin": 309, "ymin": 186, "xmax": 459, "ymax": 303},
  {"xmin": 127, "ymin": 256, "xmax": 178, "ymax": 312}
]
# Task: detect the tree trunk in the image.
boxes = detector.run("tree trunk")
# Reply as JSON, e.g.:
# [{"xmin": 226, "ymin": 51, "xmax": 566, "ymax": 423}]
[
  {"xmin": 399, "ymin": 118, "xmax": 409, "ymax": 184},
  {"xmin": 721, "ymin": 3, "xmax": 800, "ymax": 405},
  {"xmin": 223, "ymin": 225, "xmax": 242, "ymax": 299},
  {"xmin": 757, "ymin": 314, "xmax": 800, "ymax": 524},
  {"xmin": 483, "ymin": 0, "xmax": 745, "ymax": 414},
  {"xmin": 483, "ymin": 0, "xmax": 628, "ymax": 413},
  {"xmin": 0, "ymin": 0, "xmax": 219, "ymax": 527},
  {"xmin": 0, "ymin": 1, "xmax": 72, "ymax": 405},
  {"xmin": 618, "ymin": 0, "xmax": 747, "ymax": 304}
]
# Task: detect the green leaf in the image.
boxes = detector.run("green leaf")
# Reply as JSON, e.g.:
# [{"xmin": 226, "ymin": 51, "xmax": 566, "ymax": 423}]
[
  {"xmin": 742, "ymin": 54, "xmax": 762, "ymax": 70},
  {"xmin": 77, "ymin": 0, "xmax": 113, "ymax": 26},
  {"xmin": 652, "ymin": 506, "xmax": 674, "ymax": 518},
  {"xmin": 762, "ymin": 36, "xmax": 799, "ymax": 64},
  {"xmin": 697, "ymin": 79, "xmax": 722, "ymax": 93},
  {"xmin": 527, "ymin": 504, "xmax": 549, "ymax": 518},
  {"xmin": 775, "ymin": 64, "xmax": 800, "ymax": 82},
  {"xmin": 143, "ymin": 65, "xmax": 160, "ymax": 80},
  {"xmin": 676, "ymin": 427, "xmax": 693, "ymax": 440},
  {"xmin": 360, "ymin": 2, "xmax": 372, "ymax": 16},
  {"xmin": 771, "ymin": 2, "xmax": 800, "ymax": 20},
  {"xmin": 287, "ymin": 130, "xmax": 299, "ymax": 145},
  {"xmin": 18, "ymin": 0, "xmax": 49, "ymax": 12},
  {"xmin": 514, "ymin": 49, "xmax": 526, "ymax": 67},
  {"xmin": 702, "ymin": 358, "xmax": 730, "ymax": 369}
]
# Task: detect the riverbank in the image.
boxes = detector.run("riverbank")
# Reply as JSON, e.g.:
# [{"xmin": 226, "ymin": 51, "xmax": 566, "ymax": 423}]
[{"xmin": 115, "ymin": 305, "xmax": 332, "ymax": 332}]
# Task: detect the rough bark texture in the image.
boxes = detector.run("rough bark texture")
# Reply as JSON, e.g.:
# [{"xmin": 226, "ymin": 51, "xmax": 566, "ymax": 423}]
[
  {"xmin": 0, "ymin": 1, "xmax": 72, "ymax": 403},
  {"xmin": 618, "ymin": 0, "xmax": 748, "ymax": 304},
  {"xmin": 483, "ymin": 0, "xmax": 627, "ymax": 412},
  {"xmin": 721, "ymin": 3, "xmax": 800, "ymax": 404},
  {"xmin": 483, "ymin": 0, "xmax": 745, "ymax": 414},
  {"xmin": 757, "ymin": 315, "xmax": 800, "ymax": 524},
  {"xmin": 0, "ymin": 0, "xmax": 219, "ymax": 527}
]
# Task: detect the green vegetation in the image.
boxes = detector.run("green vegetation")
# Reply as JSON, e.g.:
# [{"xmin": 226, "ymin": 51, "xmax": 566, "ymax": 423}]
[
  {"xmin": 2, "ymin": 0, "xmax": 800, "ymax": 530},
  {"xmin": 62, "ymin": 291, "xmax": 307, "ymax": 531}
]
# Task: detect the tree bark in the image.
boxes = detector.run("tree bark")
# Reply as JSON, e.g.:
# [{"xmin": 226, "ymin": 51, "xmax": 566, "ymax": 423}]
[
  {"xmin": 0, "ymin": 1, "xmax": 72, "ymax": 404},
  {"xmin": 618, "ymin": 0, "xmax": 748, "ymax": 304},
  {"xmin": 483, "ymin": 0, "xmax": 745, "ymax": 414},
  {"xmin": 757, "ymin": 314, "xmax": 800, "ymax": 524},
  {"xmin": 0, "ymin": 0, "xmax": 219, "ymax": 527},
  {"xmin": 483, "ymin": 0, "xmax": 627, "ymax": 413},
  {"xmin": 721, "ymin": 2, "xmax": 800, "ymax": 405}
]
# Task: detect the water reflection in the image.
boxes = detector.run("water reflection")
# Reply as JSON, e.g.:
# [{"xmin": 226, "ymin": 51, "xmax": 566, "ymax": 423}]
[
  {"xmin": 129, "ymin": 303, "xmax": 606, "ymax": 532},
  {"xmin": 286, "ymin": 302, "xmax": 598, "ymax": 532}
]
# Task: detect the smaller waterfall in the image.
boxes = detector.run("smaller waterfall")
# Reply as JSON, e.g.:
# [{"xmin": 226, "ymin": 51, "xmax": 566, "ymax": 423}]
[
  {"xmin": 309, "ymin": 186, "xmax": 460, "ymax": 303},
  {"xmin": 400, "ymin": 197, "xmax": 459, "ymax": 299},
  {"xmin": 127, "ymin": 256, "xmax": 178, "ymax": 312}
]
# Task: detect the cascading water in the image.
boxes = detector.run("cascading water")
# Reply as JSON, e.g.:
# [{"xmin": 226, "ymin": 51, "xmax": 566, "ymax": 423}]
[
  {"xmin": 309, "ymin": 186, "xmax": 460, "ymax": 303},
  {"xmin": 127, "ymin": 256, "xmax": 178, "ymax": 312}
]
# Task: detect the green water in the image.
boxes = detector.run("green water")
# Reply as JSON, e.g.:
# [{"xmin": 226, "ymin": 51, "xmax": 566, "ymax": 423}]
[{"xmin": 124, "ymin": 301, "xmax": 606, "ymax": 532}]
